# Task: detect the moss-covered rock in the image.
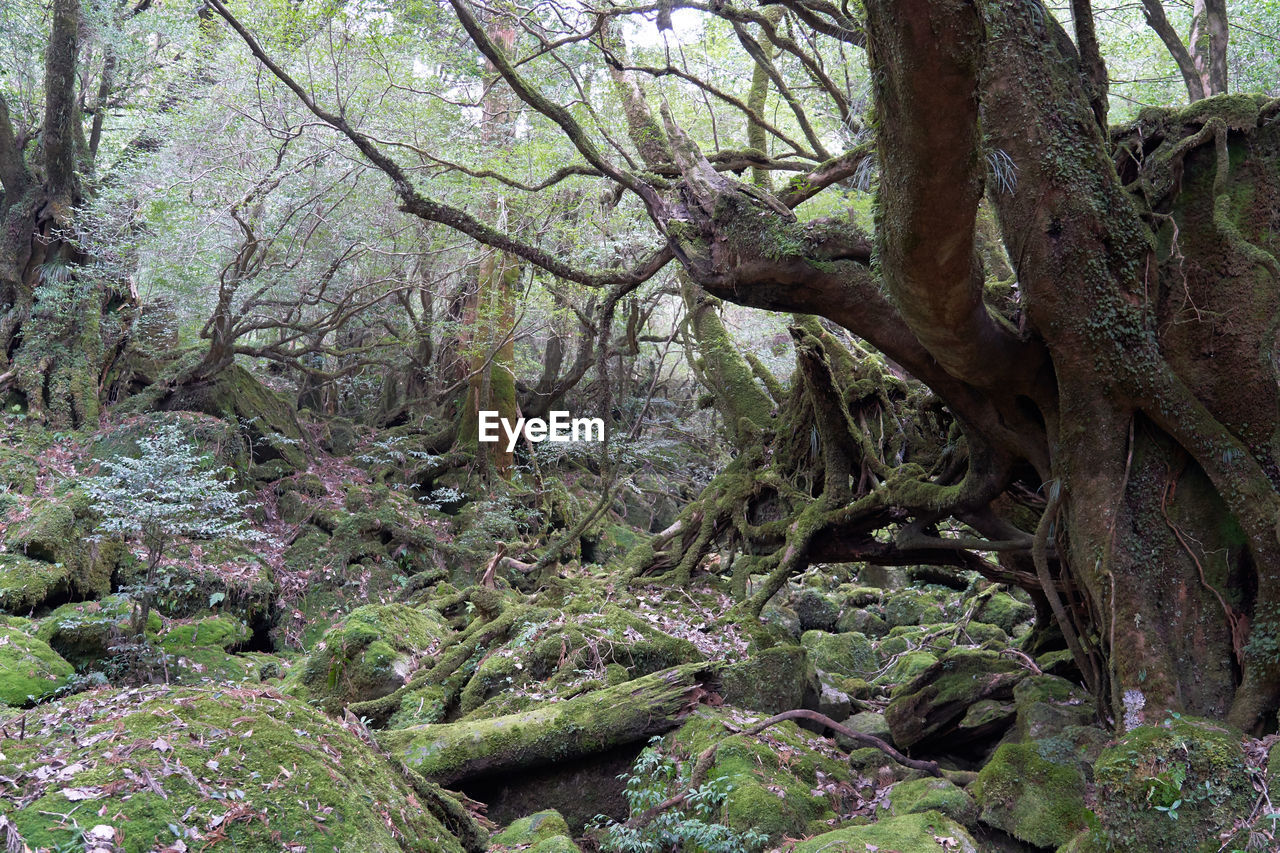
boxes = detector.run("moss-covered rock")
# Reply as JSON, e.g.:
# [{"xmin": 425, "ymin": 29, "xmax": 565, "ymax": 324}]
[
  {"xmin": 91, "ymin": 411, "xmax": 249, "ymax": 477},
  {"xmin": 160, "ymin": 615, "xmax": 250, "ymax": 651},
  {"xmin": 4, "ymin": 492, "xmax": 121, "ymax": 608},
  {"xmin": 0, "ymin": 552, "xmax": 73, "ymax": 613},
  {"xmin": 36, "ymin": 595, "xmax": 161, "ymax": 669},
  {"xmin": 791, "ymin": 587, "xmax": 841, "ymax": 632},
  {"xmin": 974, "ymin": 591, "xmax": 1034, "ymax": 635},
  {"xmin": 972, "ymin": 741, "xmax": 1092, "ymax": 848},
  {"xmin": 719, "ymin": 644, "xmax": 819, "ymax": 714},
  {"xmin": 792, "ymin": 810, "xmax": 978, "ymax": 852},
  {"xmin": 882, "ymin": 587, "xmax": 954, "ymax": 627},
  {"xmin": 880, "ymin": 777, "xmax": 978, "ymax": 825},
  {"xmin": 655, "ymin": 707, "xmax": 857, "ymax": 843},
  {"xmin": 1009, "ymin": 674, "xmax": 1094, "ymax": 742},
  {"xmin": 491, "ymin": 810, "xmax": 573, "ymax": 847},
  {"xmin": 0, "ymin": 685, "xmax": 467, "ymax": 852},
  {"xmin": 884, "ymin": 648, "xmax": 1025, "ymax": 753},
  {"xmin": 835, "ymin": 606, "xmax": 889, "ymax": 637},
  {"xmin": 1091, "ymin": 715, "xmax": 1254, "ymax": 852},
  {"xmin": 297, "ymin": 603, "xmax": 451, "ymax": 713},
  {"xmin": 0, "ymin": 624, "xmax": 74, "ymax": 705},
  {"xmin": 802, "ymin": 629, "xmax": 876, "ymax": 680},
  {"xmin": 453, "ymin": 604, "xmax": 704, "ymax": 718}
]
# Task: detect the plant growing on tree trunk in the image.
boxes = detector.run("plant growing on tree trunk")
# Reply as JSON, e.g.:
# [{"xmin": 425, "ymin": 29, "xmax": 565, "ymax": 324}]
[{"xmin": 85, "ymin": 424, "xmax": 259, "ymax": 638}]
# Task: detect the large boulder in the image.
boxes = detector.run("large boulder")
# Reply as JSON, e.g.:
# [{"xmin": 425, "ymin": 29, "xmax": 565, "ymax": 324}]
[
  {"xmin": 0, "ymin": 685, "xmax": 469, "ymax": 852},
  {"xmin": 0, "ymin": 623, "xmax": 74, "ymax": 705},
  {"xmin": 884, "ymin": 648, "xmax": 1026, "ymax": 757},
  {"xmin": 297, "ymin": 603, "xmax": 452, "ymax": 713},
  {"xmin": 972, "ymin": 740, "xmax": 1095, "ymax": 848},
  {"xmin": 3, "ymin": 491, "xmax": 122, "ymax": 610},
  {"xmin": 1090, "ymin": 715, "xmax": 1254, "ymax": 852},
  {"xmin": 718, "ymin": 644, "xmax": 819, "ymax": 715},
  {"xmin": 91, "ymin": 411, "xmax": 249, "ymax": 477},
  {"xmin": 649, "ymin": 707, "xmax": 859, "ymax": 844},
  {"xmin": 36, "ymin": 594, "xmax": 161, "ymax": 669}
]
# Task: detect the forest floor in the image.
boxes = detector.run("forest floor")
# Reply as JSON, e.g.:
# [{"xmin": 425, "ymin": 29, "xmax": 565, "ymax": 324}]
[{"xmin": 1, "ymin": 409, "xmax": 1277, "ymax": 853}]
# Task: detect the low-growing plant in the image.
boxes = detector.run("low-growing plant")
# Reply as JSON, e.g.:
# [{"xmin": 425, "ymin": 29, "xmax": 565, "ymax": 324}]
[
  {"xmin": 85, "ymin": 424, "xmax": 261, "ymax": 638},
  {"xmin": 589, "ymin": 737, "xmax": 770, "ymax": 853}
]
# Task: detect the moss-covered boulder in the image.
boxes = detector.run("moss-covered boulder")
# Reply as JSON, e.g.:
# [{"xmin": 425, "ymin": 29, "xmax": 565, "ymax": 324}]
[
  {"xmin": 719, "ymin": 644, "xmax": 819, "ymax": 714},
  {"xmin": 1009, "ymin": 674, "xmax": 1094, "ymax": 741},
  {"xmin": 451, "ymin": 603, "xmax": 704, "ymax": 718},
  {"xmin": 792, "ymin": 811, "xmax": 978, "ymax": 852},
  {"xmin": 0, "ymin": 624, "xmax": 74, "ymax": 705},
  {"xmin": 0, "ymin": 685, "xmax": 468, "ymax": 852},
  {"xmin": 297, "ymin": 603, "xmax": 451, "ymax": 713},
  {"xmin": 652, "ymin": 707, "xmax": 858, "ymax": 843},
  {"xmin": 1090, "ymin": 715, "xmax": 1254, "ymax": 852},
  {"xmin": 972, "ymin": 740, "xmax": 1092, "ymax": 848},
  {"xmin": 836, "ymin": 606, "xmax": 890, "ymax": 637},
  {"xmin": 881, "ymin": 587, "xmax": 955, "ymax": 627},
  {"xmin": 153, "ymin": 363, "xmax": 307, "ymax": 471},
  {"xmin": 160, "ymin": 615, "xmax": 250, "ymax": 651},
  {"xmin": 801, "ymin": 629, "xmax": 876, "ymax": 679},
  {"xmin": 884, "ymin": 648, "xmax": 1025, "ymax": 754},
  {"xmin": 490, "ymin": 810, "xmax": 577, "ymax": 850},
  {"xmin": 3, "ymin": 491, "xmax": 121, "ymax": 608},
  {"xmin": 880, "ymin": 777, "xmax": 978, "ymax": 825},
  {"xmin": 0, "ymin": 552, "xmax": 73, "ymax": 613},
  {"xmin": 973, "ymin": 590, "xmax": 1034, "ymax": 634},
  {"xmin": 36, "ymin": 595, "xmax": 161, "ymax": 669},
  {"xmin": 790, "ymin": 587, "xmax": 841, "ymax": 631}
]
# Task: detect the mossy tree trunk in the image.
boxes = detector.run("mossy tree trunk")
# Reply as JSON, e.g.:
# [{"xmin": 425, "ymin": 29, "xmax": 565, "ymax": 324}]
[
  {"xmin": 0, "ymin": 0, "xmax": 126, "ymax": 429},
  {"xmin": 456, "ymin": 16, "xmax": 521, "ymax": 478},
  {"xmin": 646, "ymin": 2, "xmax": 1280, "ymax": 732}
]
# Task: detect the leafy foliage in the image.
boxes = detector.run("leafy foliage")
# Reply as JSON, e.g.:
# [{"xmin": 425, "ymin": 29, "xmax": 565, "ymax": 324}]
[{"xmin": 589, "ymin": 737, "xmax": 770, "ymax": 853}]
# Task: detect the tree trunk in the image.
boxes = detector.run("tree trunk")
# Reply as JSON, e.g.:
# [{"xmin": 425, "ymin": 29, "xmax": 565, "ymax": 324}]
[{"xmin": 382, "ymin": 664, "xmax": 718, "ymax": 785}]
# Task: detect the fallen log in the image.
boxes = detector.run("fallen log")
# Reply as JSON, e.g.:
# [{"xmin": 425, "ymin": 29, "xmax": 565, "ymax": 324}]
[{"xmin": 380, "ymin": 663, "xmax": 719, "ymax": 786}]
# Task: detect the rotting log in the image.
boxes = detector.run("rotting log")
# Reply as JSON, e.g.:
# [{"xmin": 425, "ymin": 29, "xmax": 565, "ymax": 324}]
[{"xmin": 380, "ymin": 663, "xmax": 719, "ymax": 786}]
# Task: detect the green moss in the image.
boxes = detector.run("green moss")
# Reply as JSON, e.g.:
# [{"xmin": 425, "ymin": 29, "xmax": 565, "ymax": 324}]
[
  {"xmin": 160, "ymin": 615, "xmax": 250, "ymax": 651},
  {"xmin": 36, "ymin": 595, "xmax": 161, "ymax": 669},
  {"xmin": 972, "ymin": 741, "xmax": 1091, "ymax": 847},
  {"xmin": 801, "ymin": 630, "xmax": 876, "ymax": 679},
  {"xmin": 0, "ymin": 624, "xmax": 74, "ymax": 705},
  {"xmin": 0, "ymin": 685, "xmax": 466, "ymax": 852},
  {"xmin": 1091, "ymin": 716, "xmax": 1254, "ymax": 851},
  {"xmin": 884, "ymin": 648, "xmax": 1025, "ymax": 749},
  {"xmin": 881, "ymin": 777, "xmax": 977, "ymax": 825},
  {"xmin": 974, "ymin": 591, "xmax": 1034, "ymax": 634},
  {"xmin": 659, "ymin": 707, "xmax": 856, "ymax": 843},
  {"xmin": 719, "ymin": 645, "xmax": 817, "ymax": 714},
  {"xmin": 791, "ymin": 811, "xmax": 978, "ymax": 852},
  {"xmin": 0, "ymin": 552, "xmax": 73, "ymax": 613},
  {"xmin": 298, "ymin": 603, "xmax": 450, "ymax": 713},
  {"xmin": 5, "ymin": 493, "xmax": 120, "ymax": 605},
  {"xmin": 491, "ymin": 809, "xmax": 572, "ymax": 845}
]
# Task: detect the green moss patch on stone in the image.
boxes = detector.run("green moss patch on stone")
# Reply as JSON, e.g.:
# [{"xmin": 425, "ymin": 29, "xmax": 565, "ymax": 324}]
[
  {"xmin": 298, "ymin": 603, "xmax": 451, "ymax": 713},
  {"xmin": 0, "ymin": 624, "xmax": 74, "ymax": 705},
  {"xmin": 1091, "ymin": 715, "xmax": 1254, "ymax": 852},
  {"xmin": 0, "ymin": 684, "xmax": 466, "ymax": 852},
  {"xmin": 36, "ymin": 594, "xmax": 161, "ymax": 669},
  {"xmin": 791, "ymin": 810, "xmax": 979, "ymax": 853},
  {"xmin": 972, "ymin": 741, "xmax": 1092, "ymax": 848}
]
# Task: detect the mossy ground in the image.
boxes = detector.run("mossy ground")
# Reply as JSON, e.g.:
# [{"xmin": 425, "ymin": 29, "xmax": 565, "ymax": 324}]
[{"xmin": 0, "ymin": 685, "xmax": 465, "ymax": 852}]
